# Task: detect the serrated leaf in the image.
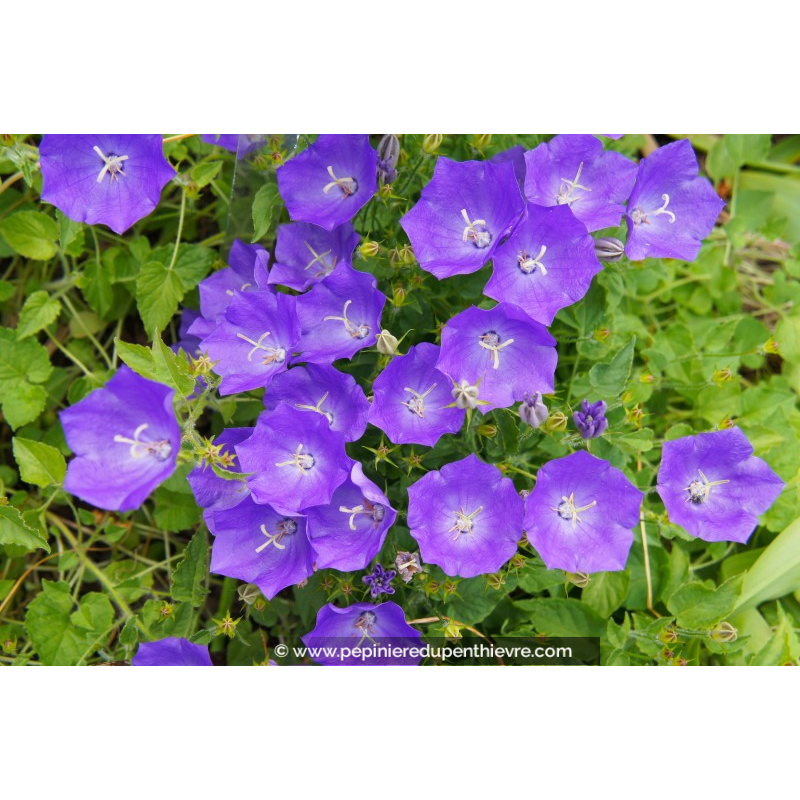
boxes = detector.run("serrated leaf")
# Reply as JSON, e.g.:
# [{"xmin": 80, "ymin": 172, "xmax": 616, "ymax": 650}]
[
  {"xmin": 12, "ymin": 436, "xmax": 66, "ymax": 487},
  {"xmin": 81, "ymin": 258, "xmax": 114, "ymax": 318},
  {"xmin": 750, "ymin": 607, "xmax": 800, "ymax": 665},
  {"xmin": 0, "ymin": 505, "xmax": 50, "ymax": 553},
  {"xmin": 444, "ymin": 576, "xmax": 497, "ymax": 625},
  {"xmin": 70, "ymin": 592, "xmax": 114, "ymax": 633},
  {"xmin": 514, "ymin": 597, "xmax": 605, "ymax": 637},
  {"xmin": 172, "ymin": 245, "xmax": 215, "ymax": 292},
  {"xmin": 0, "ymin": 383, "xmax": 48, "ymax": 429},
  {"xmin": 734, "ymin": 514, "xmax": 800, "ymax": 613},
  {"xmin": 16, "ymin": 291, "xmax": 61, "ymax": 340},
  {"xmin": 0, "ymin": 210, "xmax": 59, "ymax": 260},
  {"xmin": 136, "ymin": 261, "xmax": 185, "ymax": 337},
  {"xmin": 0, "ymin": 328, "xmax": 52, "ymax": 428},
  {"xmin": 666, "ymin": 576, "xmax": 742, "ymax": 629},
  {"xmin": 24, "ymin": 581, "xmax": 89, "ymax": 665},
  {"xmin": 589, "ymin": 337, "xmax": 635, "ymax": 398},
  {"xmin": 154, "ymin": 487, "xmax": 202, "ymax": 532},
  {"xmin": 252, "ymin": 182, "xmax": 281, "ymax": 242},
  {"xmin": 171, "ymin": 530, "xmax": 209, "ymax": 606},
  {"xmin": 115, "ymin": 336, "xmax": 196, "ymax": 397}
]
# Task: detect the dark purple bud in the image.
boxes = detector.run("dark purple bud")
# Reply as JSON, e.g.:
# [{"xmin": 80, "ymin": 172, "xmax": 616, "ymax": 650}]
[
  {"xmin": 377, "ymin": 134, "xmax": 401, "ymax": 185},
  {"xmin": 362, "ymin": 563, "xmax": 396, "ymax": 598},
  {"xmin": 573, "ymin": 399, "xmax": 608, "ymax": 439}
]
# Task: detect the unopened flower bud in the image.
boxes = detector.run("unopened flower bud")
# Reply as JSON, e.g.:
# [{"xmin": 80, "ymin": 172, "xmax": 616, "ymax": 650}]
[
  {"xmin": 451, "ymin": 380, "xmax": 480, "ymax": 409},
  {"xmin": 376, "ymin": 329, "xmax": 399, "ymax": 355},
  {"xmin": 359, "ymin": 240, "xmax": 380, "ymax": 258},
  {"xmin": 544, "ymin": 410, "xmax": 568, "ymax": 432},
  {"xmin": 627, "ymin": 404, "xmax": 644, "ymax": 426},
  {"xmin": 565, "ymin": 571, "xmax": 591, "ymax": 588},
  {"xmin": 574, "ymin": 399, "xmax": 608, "ymax": 439},
  {"xmin": 712, "ymin": 367, "xmax": 733, "ymax": 385},
  {"xmin": 377, "ymin": 134, "xmax": 401, "ymax": 185},
  {"xmin": 594, "ymin": 237, "xmax": 625, "ymax": 263},
  {"xmin": 763, "ymin": 337, "xmax": 780, "ymax": 354},
  {"xmin": 477, "ymin": 423, "xmax": 497, "ymax": 438},
  {"xmin": 718, "ymin": 417, "xmax": 736, "ymax": 429},
  {"xmin": 710, "ymin": 621, "xmax": 738, "ymax": 643},
  {"xmin": 473, "ymin": 134, "xmax": 492, "ymax": 149},
  {"xmin": 422, "ymin": 134, "xmax": 444, "ymax": 155},
  {"xmin": 518, "ymin": 392, "xmax": 548, "ymax": 428},
  {"xmin": 640, "ymin": 372, "xmax": 655, "ymax": 384},
  {"xmin": 238, "ymin": 583, "xmax": 262, "ymax": 606},
  {"xmin": 392, "ymin": 285, "xmax": 407, "ymax": 306},
  {"xmin": 594, "ymin": 326, "xmax": 611, "ymax": 342},
  {"xmin": 620, "ymin": 390, "xmax": 635, "ymax": 404},
  {"xmin": 443, "ymin": 620, "xmax": 463, "ymax": 640}
]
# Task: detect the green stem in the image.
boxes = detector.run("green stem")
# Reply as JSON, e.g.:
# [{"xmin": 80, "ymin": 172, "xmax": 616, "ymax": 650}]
[
  {"xmin": 168, "ymin": 190, "xmax": 187, "ymax": 272},
  {"xmin": 46, "ymin": 513, "xmax": 154, "ymax": 639}
]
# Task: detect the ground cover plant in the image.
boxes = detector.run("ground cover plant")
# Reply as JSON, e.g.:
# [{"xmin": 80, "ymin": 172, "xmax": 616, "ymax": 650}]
[{"xmin": 1, "ymin": 133, "xmax": 799, "ymax": 666}]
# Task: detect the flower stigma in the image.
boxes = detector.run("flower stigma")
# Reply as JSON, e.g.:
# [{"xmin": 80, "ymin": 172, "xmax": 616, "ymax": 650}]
[
  {"xmin": 295, "ymin": 391, "xmax": 334, "ymax": 425},
  {"xmin": 448, "ymin": 505, "xmax": 484, "ymax": 540},
  {"xmin": 684, "ymin": 469, "xmax": 729, "ymax": 504},
  {"xmin": 517, "ymin": 245, "xmax": 548, "ymax": 275},
  {"xmin": 479, "ymin": 329, "xmax": 514, "ymax": 369},
  {"xmin": 236, "ymin": 330, "xmax": 286, "ymax": 365},
  {"xmin": 553, "ymin": 493, "xmax": 597, "ymax": 530},
  {"xmin": 323, "ymin": 299, "xmax": 370, "ymax": 339},
  {"xmin": 94, "ymin": 145, "xmax": 129, "ymax": 184},
  {"xmin": 461, "ymin": 209, "xmax": 493, "ymax": 249},
  {"xmin": 255, "ymin": 519, "xmax": 297, "ymax": 553},
  {"xmin": 323, "ymin": 166, "xmax": 358, "ymax": 197},
  {"xmin": 556, "ymin": 161, "xmax": 591, "ymax": 206},
  {"xmin": 113, "ymin": 423, "xmax": 172, "ymax": 461},
  {"xmin": 401, "ymin": 383, "xmax": 438, "ymax": 418},
  {"xmin": 275, "ymin": 444, "xmax": 315, "ymax": 473}
]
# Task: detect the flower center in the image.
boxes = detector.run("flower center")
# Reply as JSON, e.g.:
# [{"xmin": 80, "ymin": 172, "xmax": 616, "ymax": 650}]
[
  {"xmin": 517, "ymin": 245, "xmax": 548, "ymax": 275},
  {"xmin": 448, "ymin": 505, "xmax": 483, "ymax": 540},
  {"xmin": 275, "ymin": 444, "xmax": 315, "ymax": 473},
  {"xmin": 113, "ymin": 423, "xmax": 172, "ymax": 461},
  {"xmin": 553, "ymin": 493, "xmax": 597, "ymax": 530},
  {"xmin": 323, "ymin": 166, "xmax": 358, "ymax": 197},
  {"xmin": 556, "ymin": 161, "xmax": 591, "ymax": 206},
  {"xmin": 461, "ymin": 209, "xmax": 493, "ymax": 249},
  {"xmin": 304, "ymin": 241, "xmax": 337, "ymax": 277},
  {"xmin": 255, "ymin": 519, "xmax": 297, "ymax": 553},
  {"xmin": 295, "ymin": 391, "xmax": 334, "ymax": 425},
  {"xmin": 339, "ymin": 498, "xmax": 386, "ymax": 530},
  {"xmin": 94, "ymin": 145, "xmax": 129, "ymax": 184},
  {"xmin": 401, "ymin": 383, "xmax": 437, "ymax": 418},
  {"xmin": 479, "ymin": 329, "xmax": 514, "ymax": 369},
  {"xmin": 354, "ymin": 611, "xmax": 378, "ymax": 645},
  {"xmin": 684, "ymin": 469, "xmax": 729, "ymax": 504},
  {"xmin": 323, "ymin": 299, "xmax": 370, "ymax": 339},
  {"xmin": 236, "ymin": 330, "xmax": 286, "ymax": 365},
  {"xmin": 631, "ymin": 194, "xmax": 676, "ymax": 226}
]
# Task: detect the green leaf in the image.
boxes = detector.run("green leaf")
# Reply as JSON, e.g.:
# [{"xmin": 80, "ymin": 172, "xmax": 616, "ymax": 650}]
[
  {"xmin": 191, "ymin": 161, "xmax": 223, "ymax": 189},
  {"xmin": 115, "ymin": 336, "xmax": 196, "ymax": 397},
  {"xmin": 0, "ymin": 280, "xmax": 14, "ymax": 302},
  {"xmin": 734, "ymin": 514, "xmax": 800, "ymax": 613},
  {"xmin": 0, "ymin": 210, "xmax": 59, "ymax": 260},
  {"xmin": 24, "ymin": 581, "xmax": 90, "ymax": 665},
  {"xmin": 70, "ymin": 592, "xmax": 115, "ymax": 633},
  {"xmin": 582, "ymin": 571, "xmax": 630, "ymax": 618},
  {"xmin": 172, "ymin": 245, "xmax": 215, "ymax": 292},
  {"xmin": 16, "ymin": 291, "xmax": 62, "ymax": 340},
  {"xmin": 589, "ymin": 337, "xmax": 636, "ymax": 398},
  {"xmin": 12, "ymin": 437, "xmax": 66, "ymax": 487},
  {"xmin": 57, "ymin": 211, "xmax": 84, "ymax": 255},
  {"xmin": 444, "ymin": 577, "xmax": 498, "ymax": 626},
  {"xmin": 136, "ymin": 261, "xmax": 185, "ymax": 337},
  {"xmin": 0, "ymin": 328, "xmax": 53, "ymax": 428},
  {"xmin": 252, "ymin": 181, "xmax": 281, "ymax": 242},
  {"xmin": 171, "ymin": 530, "xmax": 209, "ymax": 606},
  {"xmin": 80, "ymin": 258, "xmax": 114, "ymax": 318},
  {"xmin": 706, "ymin": 134, "xmax": 771, "ymax": 181},
  {"xmin": 513, "ymin": 597, "xmax": 605, "ymax": 637},
  {"xmin": 750, "ymin": 607, "xmax": 800, "ymax": 665},
  {"xmin": 154, "ymin": 487, "xmax": 202, "ymax": 532},
  {"xmin": 0, "ymin": 505, "xmax": 50, "ymax": 553},
  {"xmin": 666, "ymin": 576, "xmax": 742, "ymax": 629}
]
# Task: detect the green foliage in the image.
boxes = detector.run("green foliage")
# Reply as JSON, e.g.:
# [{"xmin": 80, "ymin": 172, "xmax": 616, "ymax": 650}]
[
  {"xmin": 171, "ymin": 530, "xmax": 209, "ymax": 607},
  {"xmin": 12, "ymin": 436, "xmax": 66, "ymax": 487}
]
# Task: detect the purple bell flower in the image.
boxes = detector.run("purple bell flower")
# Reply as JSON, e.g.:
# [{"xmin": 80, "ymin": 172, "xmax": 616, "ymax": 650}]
[
  {"xmin": 209, "ymin": 497, "xmax": 314, "ymax": 599},
  {"xmin": 436, "ymin": 303, "xmax": 557, "ymax": 412},
  {"xmin": 656, "ymin": 427, "xmax": 784, "ymax": 543},
  {"xmin": 187, "ymin": 427, "xmax": 252, "ymax": 527},
  {"xmin": 263, "ymin": 363, "xmax": 370, "ymax": 442},
  {"xmin": 268, "ymin": 221, "xmax": 360, "ymax": 292},
  {"xmin": 362, "ymin": 564, "xmax": 396, "ymax": 598},
  {"xmin": 302, "ymin": 601, "xmax": 423, "ymax": 666},
  {"xmin": 368, "ymin": 342, "xmax": 465, "ymax": 446},
  {"xmin": 60, "ymin": 366, "xmax": 180, "ymax": 512},
  {"xmin": 523, "ymin": 134, "xmax": 637, "ymax": 233},
  {"xmin": 132, "ymin": 637, "xmax": 212, "ymax": 666},
  {"xmin": 305, "ymin": 462, "xmax": 396, "ymax": 572},
  {"xmin": 486, "ymin": 204, "xmax": 602, "ymax": 325},
  {"xmin": 39, "ymin": 135, "xmax": 175, "ymax": 235},
  {"xmin": 491, "ymin": 145, "xmax": 527, "ymax": 189},
  {"xmin": 197, "ymin": 239, "xmax": 271, "ymax": 324},
  {"xmin": 407, "ymin": 453, "xmax": 524, "ymax": 578},
  {"xmin": 625, "ymin": 139, "xmax": 725, "ymax": 262},
  {"xmin": 523, "ymin": 451, "xmax": 643, "ymax": 573},
  {"xmin": 276, "ymin": 134, "xmax": 377, "ymax": 230},
  {"xmin": 295, "ymin": 264, "xmax": 386, "ymax": 363},
  {"xmin": 200, "ymin": 291, "xmax": 300, "ymax": 395},
  {"xmin": 177, "ymin": 309, "xmax": 204, "ymax": 358},
  {"xmin": 400, "ymin": 157, "xmax": 525, "ymax": 279},
  {"xmin": 235, "ymin": 405, "xmax": 350, "ymax": 515},
  {"xmin": 574, "ymin": 399, "xmax": 608, "ymax": 439}
]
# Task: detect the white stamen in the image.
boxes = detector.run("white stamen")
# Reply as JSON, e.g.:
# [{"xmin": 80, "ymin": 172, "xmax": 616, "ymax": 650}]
[
  {"xmin": 113, "ymin": 422, "xmax": 172, "ymax": 460},
  {"xmin": 479, "ymin": 332, "xmax": 515, "ymax": 369},
  {"xmin": 236, "ymin": 330, "xmax": 285, "ymax": 365},
  {"xmin": 256, "ymin": 523, "xmax": 286, "ymax": 552},
  {"xmin": 653, "ymin": 193, "xmax": 676, "ymax": 223},
  {"xmin": 304, "ymin": 241, "xmax": 336, "ymax": 275},
  {"xmin": 557, "ymin": 161, "xmax": 591, "ymax": 206},
  {"xmin": 94, "ymin": 145, "xmax": 129, "ymax": 184},
  {"xmin": 295, "ymin": 392, "xmax": 332, "ymax": 424},
  {"xmin": 460, "ymin": 209, "xmax": 492, "ymax": 248},
  {"xmin": 684, "ymin": 469, "xmax": 729, "ymax": 504},
  {"xmin": 323, "ymin": 299, "xmax": 370, "ymax": 339},
  {"xmin": 518, "ymin": 245, "xmax": 548, "ymax": 276},
  {"xmin": 323, "ymin": 166, "xmax": 358, "ymax": 196},
  {"xmin": 275, "ymin": 443, "xmax": 315, "ymax": 472},
  {"xmin": 400, "ymin": 383, "xmax": 437, "ymax": 418},
  {"xmin": 448, "ymin": 505, "xmax": 483, "ymax": 540},
  {"xmin": 552, "ymin": 493, "xmax": 597, "ymax": 530}
]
